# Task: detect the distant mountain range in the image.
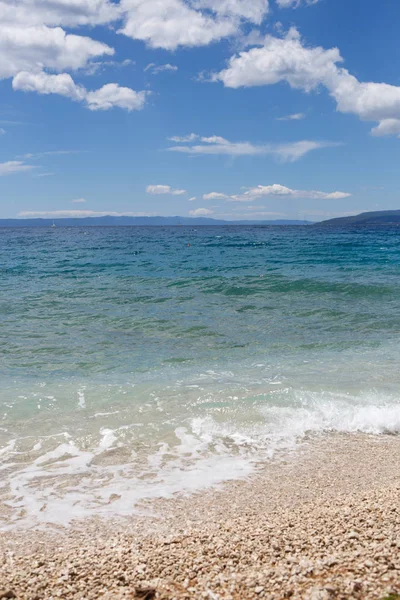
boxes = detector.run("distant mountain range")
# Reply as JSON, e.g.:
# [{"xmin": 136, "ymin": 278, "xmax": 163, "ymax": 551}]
[
  {"xmin": 316, "ymin": 210, "xmax": 400, "ymax": 227},
  {"xmin": 3, "ymin": 210, "xmax": 399, "ymax": 228},
  {"xmin": 0, "ymin": 216, "xmax": 312, "ymax": 227}
]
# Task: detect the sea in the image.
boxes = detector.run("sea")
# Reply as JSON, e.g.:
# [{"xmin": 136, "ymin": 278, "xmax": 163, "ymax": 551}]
[{"xmin": 1, "ymin": 225, "xmax": 400, "ymax": 529}]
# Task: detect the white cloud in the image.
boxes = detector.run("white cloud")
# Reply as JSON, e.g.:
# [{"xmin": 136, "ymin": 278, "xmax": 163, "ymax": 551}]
[
  {"xmin": 194, "ymin": 0, "xmax": 269, "ymax": 23},
  {"xmin": 0, "ymin": 128, "xmax": 5, "ymax": 135},
  {"xmin": 119, "ymin": 0, "xmax": 269, "ymax": 51},
  {"xmin": 189, "ymin": 208, "xmax": 214, "ymax": 216},
  {"xmin": 13, "ymin": 71, "xmax": 147, "ymax": 112},
  {"xmin": 277, "ymin": 112, "xmax": 305, "ymax": 121},
  {"xmin": 276, "ymin": 0, "xmax": 319, "ymax": 7},
  {"xmin": 201, "ymin": 135, "xmax": 229, "ymax": 144},
  {"xmin": 0, "ymin": 24, "xmax": 114, "ymax": 79},
  {"xmin": 215, "ymin": 28, "xmax": 400, "ymax": 137},
  {"xmin": 214, "ymin": 28, "xmax": 341, "ymax": 91},
  {"xmin": 21, "ymin": 150, "xmax": 82, "ymax": 160},
  {"xmin": 71, "ymin": 198, "xmax": 87, "ymax": 203},
  {"xmin": 1, "ymin": 0, "xmax": 269, "ymax": 59},
  {"xmin": 169, "ymin": 140, "xmax": 265, "ymax": 156},
  {"xmin": 13, "ymin": 71, "xmax": 86, "ymax": 101},
  {"xmin": 168, "ymin": 133, "xmax": 199, "ymax": 143},
  {"xmin": 146, "ymin": 184, "xmax": 186, "ymax": 195},
  {"xmin": 18, "ymin": 210, "xmax": 155, "ymax": 218},
  {"xmin": 119, "ymin": 0, "xmax": 237, "ymax": 50},
  {"xmin": 0, "ymin": 3, "xmax": 146, "ymax": 111},
  {"xmin": 203, "ymin": 192, "xmax": 229, "ymax": 200},
  {"xmin": 188, "ymin": 196, "xmax": 197, "ymax": 202},
  {"xmin": 0, "ymin": 0, "xmax": 271, "ymax": 114},
  {"xmin": 145, "ymin": 63, "xmax": 178, "ymax": 75},
  {"xmin": 168, "ymin": 135, "xmax": 335, "ymax": 162},
  {"xmin": 83, "ymin": 58, "xmax": 135, "ymax": 76},
  {"xmin": 0, "ymin": 160, "xmax": 36, "ymax": 176},
  {"xmin": 86, "ymin": 83, "xmax": 147, "ymax": 111},
  {"xmin": 0, "ymin": 0, "xmax": 121, "ymax": 28},
  {"xmin": 224, "ymin": 183, "xmax": 352, "ymax": 202},
  {"xmin": 273, "ymin": 140, "xmax": 336, "ymax": 162},
  {"xmin": 371, "ymin": 119, "xmax": 400, "ymax": 138}
]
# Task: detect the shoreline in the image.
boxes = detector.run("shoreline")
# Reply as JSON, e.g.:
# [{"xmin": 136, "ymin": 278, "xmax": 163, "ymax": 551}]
[{"xmin": 1, "ymin": 433, "xmax": 399, "ymax": 599}]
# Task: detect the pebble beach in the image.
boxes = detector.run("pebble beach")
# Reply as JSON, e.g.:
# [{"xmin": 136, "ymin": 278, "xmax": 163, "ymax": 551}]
[{"xmin": 1, "ymin": 434, "xmax": 399, "ymax": 600}]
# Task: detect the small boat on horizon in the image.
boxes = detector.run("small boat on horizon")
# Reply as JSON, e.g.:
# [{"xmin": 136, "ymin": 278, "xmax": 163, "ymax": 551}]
[{"xmin": 51, "ymin": 220, "xmax": 56, "ymax": 228}]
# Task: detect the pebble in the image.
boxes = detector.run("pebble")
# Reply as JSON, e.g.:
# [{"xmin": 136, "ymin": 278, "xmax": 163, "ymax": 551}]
[{"xmin": 0, "ymin": 435, "xmax": 399, "ymax": 600}]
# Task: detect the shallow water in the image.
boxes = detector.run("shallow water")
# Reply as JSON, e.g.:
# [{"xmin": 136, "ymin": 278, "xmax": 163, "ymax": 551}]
[{"xmin": 1, "ymin": 225, "xmax": 400, "ymax": 528}]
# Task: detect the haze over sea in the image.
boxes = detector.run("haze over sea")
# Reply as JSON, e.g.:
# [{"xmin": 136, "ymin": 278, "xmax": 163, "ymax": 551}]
[{"xmin": 1, "ymin": 225, "xmax": 400, "ymax": 529}]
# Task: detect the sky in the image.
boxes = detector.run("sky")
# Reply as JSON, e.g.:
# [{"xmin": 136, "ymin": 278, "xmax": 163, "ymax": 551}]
[{"xmin": 1, "ymin": 0, "xmax": 400, "ymax": 222}]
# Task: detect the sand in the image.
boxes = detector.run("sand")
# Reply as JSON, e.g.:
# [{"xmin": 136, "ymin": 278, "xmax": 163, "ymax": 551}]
[{"xmin": 0, "ymin": 434, "xmax": 399, "ymax": 599}]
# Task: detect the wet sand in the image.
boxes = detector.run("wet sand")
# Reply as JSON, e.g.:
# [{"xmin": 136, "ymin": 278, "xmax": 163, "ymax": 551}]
[{"xmin": 1, "ymin": 434, "xmax": 399, "ymax": 599}]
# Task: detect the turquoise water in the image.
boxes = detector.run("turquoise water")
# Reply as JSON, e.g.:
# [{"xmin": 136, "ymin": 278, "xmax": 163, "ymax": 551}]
[{"xmin": 1, "ymin": 226, "xmax": 400, "ymax": 528}]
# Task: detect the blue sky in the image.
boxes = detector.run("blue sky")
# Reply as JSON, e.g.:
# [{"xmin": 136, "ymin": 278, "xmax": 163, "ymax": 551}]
[{"xmin": 1, "ymin": 0, "xmax": 400, "ymax": 221}]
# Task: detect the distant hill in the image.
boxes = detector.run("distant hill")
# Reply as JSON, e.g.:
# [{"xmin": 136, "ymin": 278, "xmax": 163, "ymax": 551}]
[
  {"xmin": 317, "ymin": 210, "xmax": 400, "ymax": 227},
  {"xmin": 0, "ymin": 216, "xmax": 312, "ymax": 227}
]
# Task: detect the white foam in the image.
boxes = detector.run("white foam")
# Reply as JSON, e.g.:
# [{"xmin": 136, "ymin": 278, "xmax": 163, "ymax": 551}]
[
  {"xmin": 1, "ymin": 388, "xmax": 399, "ymax": 530},
  {"xmin": 99, "ymin": 428, "xmax": 118, "ymax": 450},
  {"xmin": 77, "ymin": 387, "xmax": 86, "ymax": 409},
  {"xmin": 91, "ymin": 411, "xmax": 120, "ymax": 418},
  {"xmin": 0, "ymin": 439, "xmax": 16, "ymax": 457}
]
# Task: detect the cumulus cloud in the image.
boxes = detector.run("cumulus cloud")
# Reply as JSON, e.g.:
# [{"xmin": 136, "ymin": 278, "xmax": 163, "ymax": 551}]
[
  {"xmin": 13, "ymin": 71, "xmax": 147, "ymax": 111},
  {"xmin": 277, "ymin": 112, "xmax": 305, "ymax": 121},
  {"xmin": 214, "ymin": 28, "xmax": 341, "ymax": 91},
  {"xmin": 231, "ymin": 184, "xmax": 351, "ymax": 201},
  {"xmin": 0, "ymin": 0, "xmax": 121, "ymax": 28},
  {"xmin": 13, "ymin": 71, "xmax": 86, "ymax": 101},
  {"xmin": 0, "ymin": 160, "xmax": 36, "ymax": 176},
  {"xmin": 189, "ymin": 208, "xmax": 214, "ymax": 216},
  {"xmin": 86, "ymin": 84, "xmax": 147, "ymax": 111},
  {"xmin": 145, "ymin": 63, "xmax": 178, "ymax": 75},
  {"xmin": 203, "ymin": 192, "xmax": 229, "ymax": 200},
  {"xmin": 371, "ymin": 119, "xmax": 400, "ymax": 138},
  {"xmin": 119, "ymin": 0, "xmax": 269, "ymax": 51},
  {"xmin": 0, "ymin": 2, "xmax": 146, "ymax": 111},
  {"xmin": 0, "ymin": 24, "xmax": 114, "ymax": 79},
  {"xmin": 167, "ymin": 135, "xmax": 335, "ymax": 162},
  {"xmin": 188, "ymin": 196, "xmax": 197, "ymax": 202},
  {"xmin": 215, "ymin": 28, "xmax": 400, "ymax": 137},
  {"xmin": 0, "ymin": 0, "xmax": 271, "ymax": 111},
  {"xmin": 1, "ymin": 0, "xmax": 270, "ymax": 57},
  {"xmin": 203, "ymin": 183, "xmax": 351, "ymax": 202},
  {"xmin": 146, "ymin": 184, "xmax": 186, "ymax": 195}
]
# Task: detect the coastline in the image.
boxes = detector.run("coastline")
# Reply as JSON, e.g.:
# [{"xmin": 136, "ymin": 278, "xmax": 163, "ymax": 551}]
[{"xmin": 1, "ymin": 433, "xmax": 399, "ymax": 599}]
